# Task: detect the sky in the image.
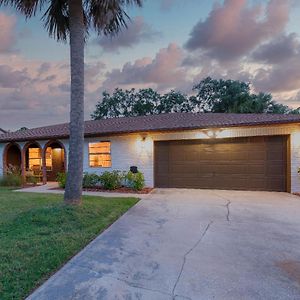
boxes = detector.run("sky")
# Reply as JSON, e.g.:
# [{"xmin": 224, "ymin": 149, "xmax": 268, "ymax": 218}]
[{"xmin": 0, "ymin": 0, "xmax": 300, "ymax": 130}]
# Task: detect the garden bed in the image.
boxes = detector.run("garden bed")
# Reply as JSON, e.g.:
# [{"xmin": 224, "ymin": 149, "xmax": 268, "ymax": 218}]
[{"xmin": 51, "ymin": 186, "xmax": 153, "ymax": 194}]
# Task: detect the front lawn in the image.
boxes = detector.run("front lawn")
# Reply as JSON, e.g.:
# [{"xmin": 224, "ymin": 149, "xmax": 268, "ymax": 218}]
[{"xmin": 0, "ymin": 187, "xmax": 138, "ymax": 300}]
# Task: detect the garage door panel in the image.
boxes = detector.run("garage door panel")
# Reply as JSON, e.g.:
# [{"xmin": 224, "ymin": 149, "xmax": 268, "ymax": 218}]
[
  {"xmin": 213, "ymin": 164, "xmax": 247, "ymax": 174},
  {"xmin": 154, "ymin": 136, "xmax": 287, "ymax": 192},
  {"xmin": 266, "ymin": 163, "xmax": 285, "ymax": 174},
  {"xmin": 267, "ymin": 151, "xmax": 285, "ymax": 161},
  {"xmin": 213, "ymin": 175, "xmax": 248, "ymax": 189}
]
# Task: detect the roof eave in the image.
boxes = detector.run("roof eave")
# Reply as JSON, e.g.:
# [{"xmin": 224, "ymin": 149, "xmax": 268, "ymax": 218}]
[{"xmin": 0, "ymin": 120, "xmax": 299, "ymax": 144}]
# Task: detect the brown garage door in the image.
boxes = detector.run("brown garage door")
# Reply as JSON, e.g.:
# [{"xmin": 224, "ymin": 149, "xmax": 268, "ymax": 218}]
[{"xmin": 154, "ymin": 136, "xmax": 288, "ymax": 192}]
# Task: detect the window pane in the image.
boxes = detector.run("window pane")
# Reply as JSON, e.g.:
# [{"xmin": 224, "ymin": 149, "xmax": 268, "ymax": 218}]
[
  {"xmin": 28, "ymin": 148, "xmax": 42, "ymax": 170},
  {"xmin": 89, "ymin": 142, "xmax": 111, "ymax": 167}
]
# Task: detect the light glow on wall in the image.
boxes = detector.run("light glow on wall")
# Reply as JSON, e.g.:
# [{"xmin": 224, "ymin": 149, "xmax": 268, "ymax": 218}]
[
  {"xmin": 292, "ymin": 131, "xmax": 300, "ymax": 148},
  {"xmin": 195, "ymin": 128, "xmax": 227, "ymax": 139},
  {"xmin": 135, "ymin": 135, "xmax": 152, "ymax": 155}
]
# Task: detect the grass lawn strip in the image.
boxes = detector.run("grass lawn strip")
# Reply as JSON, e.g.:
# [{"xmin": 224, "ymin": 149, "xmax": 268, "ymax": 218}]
[{"xmin": 0, "ymin": 187, "xmax": 138, "ymax": 300}]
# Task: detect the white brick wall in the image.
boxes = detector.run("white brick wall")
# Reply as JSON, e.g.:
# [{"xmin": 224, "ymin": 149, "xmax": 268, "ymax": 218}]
[
  {"xmin": 290, "ymin": 131, "xmax": 300, "ymax": 193},
  {"xmin": 1, "ymin": 124, "xmax": 300, "ymax": 192},
  {"xmin": 83, "ymin": 135, "xmax": 153, "ymax": 187}
]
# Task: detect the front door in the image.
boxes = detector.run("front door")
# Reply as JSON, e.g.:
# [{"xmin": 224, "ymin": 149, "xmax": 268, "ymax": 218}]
[{"xmin": 47, "ymin": 148, "xmax": 65, "ymax": 181}]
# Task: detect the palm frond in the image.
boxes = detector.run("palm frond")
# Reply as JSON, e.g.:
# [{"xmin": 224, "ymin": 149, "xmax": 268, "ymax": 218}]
[
  {"xmin": 85, "ymin": 0, "xmax": 142, "ymax": 36},
  {"xmin": 0, "ymin": 0, "xmax": 143, "ymax": 41},
  {"xmin": 0, "ymin": 0, "xmax": 46, "ymax": 17},
  {"xmin": 42, "ymin": 0, "xmax": 70, "ymax": 41}
]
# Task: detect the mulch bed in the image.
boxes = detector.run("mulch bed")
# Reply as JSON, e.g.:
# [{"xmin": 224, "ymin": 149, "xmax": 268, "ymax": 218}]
[
  {"xmin": 293, "ymin": 193, "xmax": 300, "ymax": 197},
  {"xmin": 50, "ymin": 186, "xmax": 153, "ymax": 194}
]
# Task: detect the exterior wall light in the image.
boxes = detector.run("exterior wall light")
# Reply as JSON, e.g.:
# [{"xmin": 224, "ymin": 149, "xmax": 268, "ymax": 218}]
[
  {"xmin": 136, "ymin": 135, "xmax": 152, "ymax": 153},
  {"xmin": 205, "ymin": 129, "xmax": 217, "ymax": 138}
]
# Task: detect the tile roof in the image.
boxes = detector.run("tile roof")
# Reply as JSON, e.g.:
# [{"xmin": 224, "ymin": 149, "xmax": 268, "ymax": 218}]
[{"xmin": 1, "ymin": 113, "xmax": 300, "ymax": 143}]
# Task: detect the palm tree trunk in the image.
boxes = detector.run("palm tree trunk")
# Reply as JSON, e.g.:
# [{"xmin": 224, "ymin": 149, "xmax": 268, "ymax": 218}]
[{"xmin": 64, "ymin": 0, "xmax": 85, "ymax": 205}]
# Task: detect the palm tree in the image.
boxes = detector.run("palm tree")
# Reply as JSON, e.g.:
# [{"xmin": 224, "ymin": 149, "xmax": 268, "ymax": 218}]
[{"xmin": 0, "ymin": 0, "xmax": 143, "ymax": 205}]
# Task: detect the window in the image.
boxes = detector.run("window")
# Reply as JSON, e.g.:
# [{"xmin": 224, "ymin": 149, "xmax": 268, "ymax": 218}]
[
  {"xmin": 28, "ymin": 148, "xmax": 42, "ymax": 170},
  {"xmin": 89, "ymin": 142, "xmax": 111, "ymax": 167}
]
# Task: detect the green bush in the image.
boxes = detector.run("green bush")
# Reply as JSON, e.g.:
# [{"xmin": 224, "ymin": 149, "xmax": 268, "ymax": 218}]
[
  {"xmin": 0, "ymin": 174, "xmax": 22, "ymax": 187},
  {"xmin": 125, "ymin": 171, "xmax": 145, "ymax": 191},
  {"xmin": 26, "ymin": 175, "xmax": 38, "ymax": 185},
  {"xmin": 99, "ymin": 171, "xmax": 122, "ymax": 190},
  {"xmin": 0, "ymin": 164, "xmax": 22, "ymax": 187},
  {"xmin": 82, "ymin": 172, "xmax": 100, "ymax": 188},
  {"xmin": 56, "ymin": 172, "xmax": 67, "ymax": 189}
]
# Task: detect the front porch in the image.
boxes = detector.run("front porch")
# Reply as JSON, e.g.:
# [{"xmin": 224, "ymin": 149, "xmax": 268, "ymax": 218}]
[{"xmin": 3, "ymin": 140, "xmax": 66, "ymax": 184}]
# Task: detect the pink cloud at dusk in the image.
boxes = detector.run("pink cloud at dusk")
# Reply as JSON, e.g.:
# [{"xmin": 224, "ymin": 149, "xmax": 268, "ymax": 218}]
[
  {"xmin": 0, "ymin": 52, "xmax": 105, "ymax": 128},
  {"xmin": 103, "ymin": 43, "xmax": 188, "ymax": 92},
  {"xmin": 0, "ymin": 0, "xmax": 300, "ymax": 130},
  {"xmin": 0, "ymin": 12, "xmax": 16, "ymax": 53},
  {"xmin": 185, "ymin": 0, "xmax": 290, "ymax": 61},
  {"xmin": 96, "ymin": 16, "xmax": 161, "ymax": 52}
]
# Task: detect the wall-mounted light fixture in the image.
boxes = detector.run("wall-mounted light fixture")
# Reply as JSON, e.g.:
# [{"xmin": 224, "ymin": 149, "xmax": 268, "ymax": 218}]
[
  {"xmin": 136, "ymin": 134, "xmax": 152, "ymax": 154},
  {"xmin": 205, "ymin": 130, "xmax": 216, "ymax": 138},
  {"xmin": 202, "ymin": 128, "xmax": 230, "ymax": 139},
  {"xmin": 203, "ymin": 129, "xmax": 219, "ymax": 138}
]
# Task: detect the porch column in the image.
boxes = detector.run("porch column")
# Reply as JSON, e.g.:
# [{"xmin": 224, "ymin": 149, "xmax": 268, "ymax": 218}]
[
  {"xmin": 21, "ymin": 147, "xmax": 26, "ymax": 185},
  {"xmin": 42, "ymin": 149, "xmax": 47, "ymax": 185}
]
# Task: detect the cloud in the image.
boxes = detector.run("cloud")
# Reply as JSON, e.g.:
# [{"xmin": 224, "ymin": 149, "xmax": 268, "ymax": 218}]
[
  {"xmin": 0, "ymin": 65, "xmax": 30, "ymax": 88},
  {"xmin": 253, "ymin": 55, "xmax": 300, "ymax": 93},
  {"xmin": 96, "ymin": 16, "xmax": 161, "ymax": 52},
  {"xmin": 251, "ymin": 33, "xmax": 300, "ymax": 64},
  {"xmin": 102, "ymin": 43, "xmax": 188, "ymax": 92},
  {"xmin": 0, "ymin": 13, "xmax": 17, "ymax": 53},
  {"xmin": 0, "ymin": 53, "xmax": 106, "ymax": 129},
  {"xmin": 249, "ymin": 32, "xmax": 300, "ymax": 95},
  {"xmin": 185, "ymin": 0, "xmax": 290, "ymax": 61}
]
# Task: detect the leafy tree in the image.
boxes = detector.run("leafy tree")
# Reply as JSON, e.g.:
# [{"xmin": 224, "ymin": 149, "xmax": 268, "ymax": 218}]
[
  {"xmin": 92, "ymin": 81, "xmax": 299, "ymax": 119},
  {"xmin": 157, "ymin": 91, "xmax": 191, "ymax": 113},
  {"xmin": 1, "ymin": 0, "xmax": 143, "ymax": 204},
  {"xmin": 191, "ymin": 77, "xmax": 299, "ymax": 114},
  {"xmin": 92, "ymin": 88, "xmax": 190, "ymax": 119},
  {"xmin": 131, "ymin": 88, "xmax": 161, "ymax": 116}
]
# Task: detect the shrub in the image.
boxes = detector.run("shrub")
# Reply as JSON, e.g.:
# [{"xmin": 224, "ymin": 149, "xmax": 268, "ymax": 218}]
[
  {"xmin": 5, "ymin": 164, "xmax": 21, "ymax": 176},
  {"xmin": 125, "ymin": 171, "xmax": 145, "ymax": 191},
  {"xmin": 99, "ymin": 171, "xmax": 122, "ymax": 190},
  {"xmin": 0, "ymin": 174, "xmax": 22, "ymax": 187},
  {"xmin": 56, "ymin": 172, "xmax": 67, "ymax": 189},
  {"xmin": 26, "ymin": 175, "xmax": 38, "ymax": 185},
  {"xmin": 82, "ymin": 172, "xmax": 100, "ymax": 188},
  {"xmin": 0, "ymin": 164, "xmax": 22, "ymax": 187}
]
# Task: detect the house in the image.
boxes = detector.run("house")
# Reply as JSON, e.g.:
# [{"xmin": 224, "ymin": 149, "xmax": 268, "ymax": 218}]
[{"xmin": 0, "ymin": 112, "xmax": 300, "ymax": 193}]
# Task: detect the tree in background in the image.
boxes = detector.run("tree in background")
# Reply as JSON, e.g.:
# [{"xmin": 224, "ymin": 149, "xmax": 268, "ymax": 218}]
[
  {"xmin": 1, "ymin": 0, "xmax": 143, "ymax": 204},
  {"xmin": 91, "ymin": 88, "xmax": 191, "ymax": 119},
  {"xmin": 92, "ymin": 77, "xmax": 299, "ymax": 120},
  {"xmin": 191, "ymin": 77, "xmax": 299, "ymax": 114},
  {"xmin": 157, "ymin": 90, "xmax": 191, "ymax": 114}
]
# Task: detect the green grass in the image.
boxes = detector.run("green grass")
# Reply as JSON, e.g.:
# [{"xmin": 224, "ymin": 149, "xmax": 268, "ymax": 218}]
[{"xmin": 0, "ymin": 187, "xmax": 138, "ymax": 300}]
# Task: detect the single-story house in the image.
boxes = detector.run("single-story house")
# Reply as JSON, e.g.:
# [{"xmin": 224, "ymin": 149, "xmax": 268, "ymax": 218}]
[{"xmin": 0, "ymin": 112, "xmax": 300, "ymax": 193}]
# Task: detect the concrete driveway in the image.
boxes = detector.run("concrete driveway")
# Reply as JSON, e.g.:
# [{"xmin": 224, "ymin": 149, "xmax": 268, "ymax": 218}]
[{"xmin": 28, "ymin": 189, "xmax": 300, "ymax": 300}]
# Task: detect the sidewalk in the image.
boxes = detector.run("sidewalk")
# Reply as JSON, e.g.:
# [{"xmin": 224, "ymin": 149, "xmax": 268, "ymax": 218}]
[{"xmin": 15, "ymin": 182, "xmax": 150, "ymax": 199}]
